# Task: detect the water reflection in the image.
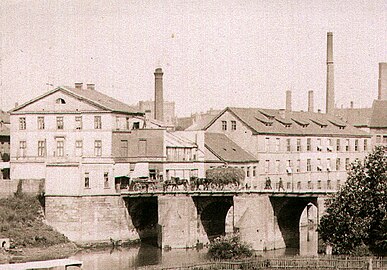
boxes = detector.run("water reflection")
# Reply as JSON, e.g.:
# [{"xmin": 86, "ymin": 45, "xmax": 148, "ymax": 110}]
[{"xmin": 70, "ymin": 225, "xmax": 319, "ymax": 270}]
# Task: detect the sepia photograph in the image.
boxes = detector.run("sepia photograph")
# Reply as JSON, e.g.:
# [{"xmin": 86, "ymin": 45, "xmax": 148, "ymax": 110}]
[{"xmin": 0, "ymin": 0, "xmax": 386, "ymax": 269}]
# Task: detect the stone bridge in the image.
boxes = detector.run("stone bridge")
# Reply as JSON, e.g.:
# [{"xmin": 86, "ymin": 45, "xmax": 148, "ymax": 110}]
[{"xmin": 45, "ymin": 190, "xmax": 331, "ymax": 251}]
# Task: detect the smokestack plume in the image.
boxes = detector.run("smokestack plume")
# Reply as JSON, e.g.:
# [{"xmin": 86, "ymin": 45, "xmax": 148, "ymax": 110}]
[
  {"xmin": 378, "ymin": 62, "xmax": 387, "ymax": 100},
  {"xmin": 285, "ymin": 90, "xmax": 292, "ymax": 112},
  {"xmin": 154, "ymin": 68, "xmax": 164, "ymax": 121},
  {"xmin": 326, "ymin": 32, "xmax": 335, "ymax": 114},
  {"xmin": 308, "ymin": 90, "xmax": 314, "ymax": 112}
]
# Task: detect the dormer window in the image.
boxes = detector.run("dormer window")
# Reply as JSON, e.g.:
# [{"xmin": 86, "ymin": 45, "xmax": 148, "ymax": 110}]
[{"xmin": 56, "ymin": 98, "xmax": 66, "ymax": 104}]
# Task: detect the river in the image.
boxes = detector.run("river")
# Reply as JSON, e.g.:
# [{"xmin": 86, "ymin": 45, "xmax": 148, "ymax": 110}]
[{"xmin": 69, "ymin": 225, "xmax": 318, "ymax": 269}]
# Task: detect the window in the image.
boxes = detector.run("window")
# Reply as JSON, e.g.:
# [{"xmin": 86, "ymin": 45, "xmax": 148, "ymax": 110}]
[
  {"xmin": 37, "ymin": 117, "xmax": 45, "ymax": 130},
  {"xmin": 56, "ymin": 117, "xmax": 64, "ymax": 130},
  {"xmin": 307, "ymin": 159, "xmax": 311, "ymax": 172},
  {"xmin": 354, "ymin": 139, "xmax": 359, "ymax": 151},
  {"xmin": 317, "ymin": 138, "xmax": 322, "ymax": 151},
  {"xmin": 246, "ymin": 167, "xmax": 250, "ymax": 177},
  {"xmin": 116, "ymin": 116, "xmax": 120, "ymax": 129},
  {"xmin": 94, "ymin": 116, "xmax": 102, "ymax": 129},
  {"xmin": 104, "ymin": 172, "xmax": 109, "ymax": 189},
  {"xmin": 56, "ymin": 140, "xmax": 64, "ymax": 157},
  {"xmin": 317, "ymin": 158, "xmax": 322, "ymax": 171},
  {"xmin": 345, "ymin": 139, "xmax": 350, "ymax": 152},
  {"xmin": 126, "ymin": 118, "xmax": 130, "ymax": 130},
  {"xmin": 38, "ymin": 140, "xmax": 45, "ymax": 157},
  {"xmin": 286, "ymin": 139, "xmax": 291, "ymax": 152},
  {"xmin": 19, "ymin": 117, "xmax": 26, "ymax": 130},
  {"xmin": 56, "ymin": 98, "xmax": 66, "ymax": 104},
  {"xmin": 336, "ymin": 158, "xmax": 341, "ymax": 171},
  {"xmin": 376, "ymin": 135, "xmax": 382, "ymax": 143},
  {"xmin": 275, "ymin": 138, "xmax": 280, "ymax": 152},
  {"xmin": 132, "ymin": 122, "xmax": 140, "ymax": 129},
  {"xmin": 265, "ymin": 138, "xmax": 270, "ymax": 152},
  {"xmin": 120, "ymin": 140, "xmax": 128, "ymax": 157},
  {"xmin": 275, "ymin": 160, "xmax": 280, "ymax": 173},
  {"xmin": 345, "ymin": 158, "xmax": 350, "ymax": 169},
  {"xmin": 221, "ymin": 121, "xmax": 227, "ymax": 131},
  {"xmin": 337, "ymin": 180, "xmax": 341, "ymax": 190},
  {"xmin": 252, "ymin": 166, "xmax": 256, "ymax": 177},
  {"xmin": 296, "ymin": 139, "xmax": 301, "ymax": 152},
  {"xmin": 306, "ymin": 138, "xmax": 311, "ymax": 151},
  {"xmin": 336, "ymin": 139, "xmax": 341, "ymax": 151},
  {"xmin": 19, "ymin": 141, "xmax": 27, "ymax": 157},
  {"xmin": 327, "ymin": 139, "xmax": 333, "ymax": 151},
  {"xmin": 308, "ymin": 181, "xmax": 312, "ymax": 189},
  {"xmin": 84, "ymin": 173, "xmax": 90, "ymax": 188},
  {"xmin": 231, "ymin": 120, "xmax": 236, "ymax": 130},
  {"xmin": 327, "ymin": 158, "xmax": 331, "ymax": 171},
  {"xmin": 317, "ymin": 180, "xmax": 322, "ymax": 189},
  {"xmin": 327, "ymin": 180, "xmax": 332, "ymax": 190},
  {"xmin": 264, "ymin": 160, "xmax": 270, "ymax": 173},
  {"xmin": 75, "ymin": 140, "xmax": 83, "ymax": 157},
  {"xmin": 364, "ymin": 139, "xmax": 368, "ymax": 151},
  {"xmin": 94, "ymin": 140, "xmax": 102, "ymax": 156},
  {"xmin": 75, "ymin": 116, "xmax": 82, "ymax": 130}
]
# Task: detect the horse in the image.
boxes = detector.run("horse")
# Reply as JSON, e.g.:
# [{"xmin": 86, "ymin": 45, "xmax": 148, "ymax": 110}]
[
  {"xmin": 190, "ymin": 176, "xmax": 210, "ymax": 191},
  {"xmin": 163, "ymin": 177, "xmax": 188, "ymax": 191}
]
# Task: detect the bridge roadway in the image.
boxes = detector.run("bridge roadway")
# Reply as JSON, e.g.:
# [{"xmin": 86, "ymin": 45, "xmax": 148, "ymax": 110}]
[{"xmin": 119, "ymin": 189, "xmax": 336, "ymax": 197}]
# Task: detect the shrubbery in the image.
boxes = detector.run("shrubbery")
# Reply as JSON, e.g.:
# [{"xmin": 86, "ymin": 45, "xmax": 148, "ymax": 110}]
[
  {"xmin": 208, "ymin": 234, "xmax": 253, "ymax": 260},
  {"xmin": 0, "ymin": 193, "xmax": 69, "ymax": 248}
]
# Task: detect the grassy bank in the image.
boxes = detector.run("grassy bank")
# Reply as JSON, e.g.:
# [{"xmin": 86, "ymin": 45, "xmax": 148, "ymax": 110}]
[{"xmin": 0, "ymin": 193, "xmax": 69, "ymax": 249}]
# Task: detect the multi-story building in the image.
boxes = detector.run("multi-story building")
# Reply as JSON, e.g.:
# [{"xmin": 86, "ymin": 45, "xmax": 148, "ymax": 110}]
[
  {"xmin": 9, "ymin": 83, "xmax": 146, "ymax": 195},
  {"xmin": 195, "ymin": 107, "xmax": 371, "ymax": 191}
]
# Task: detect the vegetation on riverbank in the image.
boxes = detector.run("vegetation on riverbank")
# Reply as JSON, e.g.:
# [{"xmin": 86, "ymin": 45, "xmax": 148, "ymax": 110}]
[
  {"xmin": 0, "ymin": 193, "xmax": 69, "ymax": 248},
  {"xmin": 208, "ymin": 234, "xmax": 253, "ymax": 260},
  {"xmin": 318, "ymin": 145, "xmax": 387, "ymax": 255}
]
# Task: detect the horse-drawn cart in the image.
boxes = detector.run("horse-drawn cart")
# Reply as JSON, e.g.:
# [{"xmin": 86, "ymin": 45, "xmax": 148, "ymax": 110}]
[{"xmin": 131, "ymin": 178, "xmax": 156, "ymax": 192}]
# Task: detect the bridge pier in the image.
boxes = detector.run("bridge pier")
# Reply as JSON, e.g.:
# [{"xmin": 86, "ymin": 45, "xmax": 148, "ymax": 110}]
[{"xmin": 234, "ymin": 194, "xmax": 285, "ymax": 250}]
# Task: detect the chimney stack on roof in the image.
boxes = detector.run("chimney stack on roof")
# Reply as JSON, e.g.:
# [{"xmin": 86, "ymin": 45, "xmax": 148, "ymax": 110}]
[
  {"xmin": 378, "ymin": 62, "xmax": 387, "ymax": 100},
  {"xmin": 86, "ymin": 83, "xmax": 95, "ymax": 91},
  {"xmin": 285, "ymin": 90, "xmax": 292, "ymax": 112},
  {"xmin": 308, "ymin": 90, "xmax": 314, "ymax": 112},
  {"xmin": 326, "ymin": 32, "xmax": 335, "ymax": 114},
  {"xmin": 154, "ymin": 68, "xmax": 164, "ymax": 122},
  {"xmin": 75, "ymin": 82, "xmax": 83, "ymax": 90}
]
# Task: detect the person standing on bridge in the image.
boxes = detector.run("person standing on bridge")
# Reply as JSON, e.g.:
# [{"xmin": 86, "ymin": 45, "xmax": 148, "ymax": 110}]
[
  {"xmin": 264, "ymin": 177, "xmax": 272, "ymax": 189},
  {"xmin": 278, "ymin": 177, "xmax": 285, "ymax": 191}
]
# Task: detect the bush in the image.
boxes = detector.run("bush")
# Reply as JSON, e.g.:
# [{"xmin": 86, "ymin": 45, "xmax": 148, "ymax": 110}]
[{"xmin": 208, "ymin": 234, "xmax": 253, "ymax": 260}]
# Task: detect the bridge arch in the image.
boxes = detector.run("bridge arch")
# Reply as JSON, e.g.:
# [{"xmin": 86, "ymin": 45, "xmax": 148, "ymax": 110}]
[{"xmin": 270, "ymin": 197, "xmax": 318, "ymax": 249}]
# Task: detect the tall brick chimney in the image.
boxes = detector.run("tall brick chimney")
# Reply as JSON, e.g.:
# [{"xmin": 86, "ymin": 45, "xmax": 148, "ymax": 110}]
[
  {"xmin": 285, "ymin": 90, "xmax": 292, "ymax": 112},
  {"xmin": 326, "ymin": 32, "xmax": 335, "ymax": 114},
  {"xmin": 378, "ymin": 62, "xmax": 387, "ymax": 100},
  {"xmin": 308, "ymin": 90, "xmax": 314, "ymax": 112},
  {"xmin": 154, "ymin": 68, "xmax": 164, "ymax": 121}
]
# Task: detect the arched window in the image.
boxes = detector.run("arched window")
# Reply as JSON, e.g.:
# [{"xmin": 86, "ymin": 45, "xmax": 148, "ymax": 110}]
[{"xmin": 56, "ymin": 98, "xmax": 66, "ymax": 104}]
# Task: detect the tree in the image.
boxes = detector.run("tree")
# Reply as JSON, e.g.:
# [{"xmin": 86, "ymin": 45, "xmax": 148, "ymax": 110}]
[
  {"xmin": 206, "ymin": 167, "xmax": 245, "ymax": 188},
  {"xmin": 318, "ymin": 145, "xmax": 387, "ymax": 255},
  {"xmin": 208, "ymin": 233, "xmax": 253, "ymax": 260}
]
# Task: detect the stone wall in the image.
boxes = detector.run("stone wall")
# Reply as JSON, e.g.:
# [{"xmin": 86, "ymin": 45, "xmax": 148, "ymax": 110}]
[
  {"xmin": 0, "ymin": 179, "xmax": 44, "ymax": 198},
  {"xmin": 45, "ymin": 195, "xmax": 138, "ymax": 244}
]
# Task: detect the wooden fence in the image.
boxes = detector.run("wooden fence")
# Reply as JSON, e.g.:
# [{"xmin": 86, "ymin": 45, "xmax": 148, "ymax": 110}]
[{"xmin": 140, "ymin": 256, "xmax": 387, "ymax": 270}]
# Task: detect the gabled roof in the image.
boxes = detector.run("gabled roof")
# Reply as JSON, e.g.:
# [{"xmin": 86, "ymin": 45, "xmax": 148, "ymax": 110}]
[
  {"xmin": 10, "ymin": 86, "xmax": 143, "ymax": 115},
  {"xmin": 369, "ymin": 100, "xmax": 387, "ymax": 128},
  {"xmin": 204, "ymin": 107, "xmax": 370, "ymax": 137},
  {"xmin": 205, "ymin": 133, "xmax": 257, "ymax": 163}
]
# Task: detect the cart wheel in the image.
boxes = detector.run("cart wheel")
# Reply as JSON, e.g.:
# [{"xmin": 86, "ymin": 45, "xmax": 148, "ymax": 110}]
[{"xmin": 133, "ymin": 183, "xmax": 142, "ymax": 191}]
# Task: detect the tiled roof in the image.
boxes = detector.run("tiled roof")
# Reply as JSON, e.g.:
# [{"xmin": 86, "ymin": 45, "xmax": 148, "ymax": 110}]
[
  {"xmin": 205, "ymin": 133, "xmax": 257, "ymax": 162},
  {"xmin": 205, "ymin": 107, "xmax": 370, "ymax": 137},
  {"xmin": 334, "ymin": 107, "xmax": 373, "ymax": 127},
  {"xmin": 186, "ymin": 114, "xmax": 218, "ymax": 131},
  {"xmin": 369, "ymin": 100, "xmax": 387, "ymax": 128},
  {"xmin": 10, "ymin": 86, "xmax": 142, "ymax": 115},
  {"xmin": 166, "ymin": 132, "xmax": 197, "ymax": 148}
]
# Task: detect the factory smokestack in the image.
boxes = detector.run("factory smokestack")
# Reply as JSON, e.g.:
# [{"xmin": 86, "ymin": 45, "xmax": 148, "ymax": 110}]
[
  {"xmin": 154, "ymin": 68, "xmax": 164, "ymax": 122},
  {"xmin": 378, "ymin": 62, "xmax": 387, "ymax": 100},
  {"xmin": 326, "ymin": 32, "xmax": 335, "ymax": 114},
  {"xmin": 285, "ymin": 90, "xmax": 292, "ymax": 112},
  {"xmin": 308, "ymin": 90, "xmax": 314, "ymax": 112}
]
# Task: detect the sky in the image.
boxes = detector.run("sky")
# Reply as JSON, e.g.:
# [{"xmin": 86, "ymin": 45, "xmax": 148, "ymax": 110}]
[{"xmin": 0, "ymin": 0, "xmax": 386, "ymax": 116}]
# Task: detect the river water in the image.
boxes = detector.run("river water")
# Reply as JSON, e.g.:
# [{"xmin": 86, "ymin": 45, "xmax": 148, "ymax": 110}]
[{"xmin": 70, "ymin": 226, "xmax": 318, "ymax": 269}]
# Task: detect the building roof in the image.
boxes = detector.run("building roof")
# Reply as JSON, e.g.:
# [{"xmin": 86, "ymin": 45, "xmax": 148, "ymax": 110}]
[
  {"xmin": 334, "ymin": 107, "xmax": 373, "ymax": 127},
  {"xmin": 0, "ymin": 111, "xmax": 10, "ymax": 124},
  {"xmin": 204, "ymin": 107, "xmax": 370, "ymax": 137},
  {"xmin": 166, "ymin": 132, "xmax": 197, "ymax": 148},
  {"xmin": 10, "ymin": 86, "xmax": 143, "ymax": 115},
  {"xmin": 369, "ymin": 100, "xmax": 387, "ymax": 128},
  {"xmin": 205, "ymin": 133, "xmax": 257, "ymax": 163}
]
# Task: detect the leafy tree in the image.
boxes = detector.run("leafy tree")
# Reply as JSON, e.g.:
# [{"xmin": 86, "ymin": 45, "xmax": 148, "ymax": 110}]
[
  {"xmin": 318, "ymin": 145, "xmax": 387, "ymax": 255},
  {"xmin": 208, "ymin": 233, "xmax": 253, "ymax": 260},
  {"xmin": 206, "ymin": 167, "xmax": 244, "ymax": 187}
]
